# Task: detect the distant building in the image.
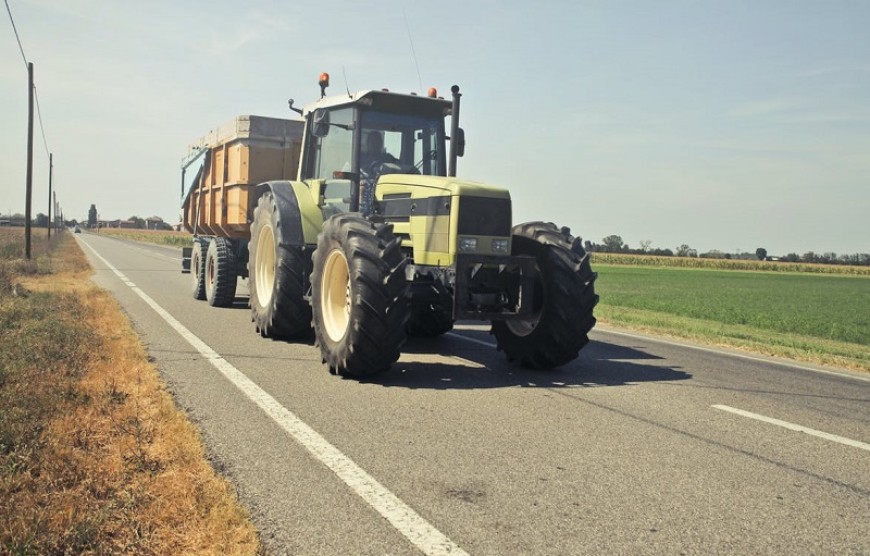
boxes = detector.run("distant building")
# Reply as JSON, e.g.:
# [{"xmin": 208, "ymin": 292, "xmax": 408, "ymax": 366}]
[{"xmin": 0, "ymin": 217, "xmax": 26, "ymax": 227}]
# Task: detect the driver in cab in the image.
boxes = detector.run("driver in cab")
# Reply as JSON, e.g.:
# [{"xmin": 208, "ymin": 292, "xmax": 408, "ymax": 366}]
[
  {"xmin": 358, "ymin": 131, "xmax": 398, "ymax": 214},
  {"xmin": 360, "ymin": 131, "xmax": 398, "ymax": 174}
]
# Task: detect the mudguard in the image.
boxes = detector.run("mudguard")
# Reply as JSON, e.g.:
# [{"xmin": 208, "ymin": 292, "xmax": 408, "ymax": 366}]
[{"xmin": 252, "ymin": 180, "xmax": 323, "ymax": 246}]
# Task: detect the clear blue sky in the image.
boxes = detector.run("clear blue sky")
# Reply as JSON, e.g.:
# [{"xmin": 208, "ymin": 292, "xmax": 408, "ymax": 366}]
[{"xmin": 2, "ymin": 0, "xmax": 868, "ymax": 255}]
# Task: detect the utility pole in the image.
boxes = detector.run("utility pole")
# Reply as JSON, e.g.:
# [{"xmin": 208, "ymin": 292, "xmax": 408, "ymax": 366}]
[
  {"xmin": 47, "ymin": 153, "xmax": 53, "ymax": 238},
  {"xmin": 24, "ymin": 62, "xmax": 34, "ymax": 259}
]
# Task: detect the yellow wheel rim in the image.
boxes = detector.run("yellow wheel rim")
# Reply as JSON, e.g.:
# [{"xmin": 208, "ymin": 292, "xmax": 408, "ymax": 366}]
[
  {"xmin": 255, "ymin": 225, "xmax": 276, "ymax": 306},
  {"xmin": 321, "ymin": 248, "xmax": 351, "ymax": 342}
]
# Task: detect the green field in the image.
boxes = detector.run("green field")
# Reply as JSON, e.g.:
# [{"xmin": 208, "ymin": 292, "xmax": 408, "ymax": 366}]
[{"xmin": 594, "ymin": 264, "xmax": 870, "ymax": 371}]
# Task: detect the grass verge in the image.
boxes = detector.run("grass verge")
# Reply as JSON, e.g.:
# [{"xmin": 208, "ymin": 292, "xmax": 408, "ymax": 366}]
[{"xmin": 0, "ymin": 229, "xmax": 258, "ymax": 554}]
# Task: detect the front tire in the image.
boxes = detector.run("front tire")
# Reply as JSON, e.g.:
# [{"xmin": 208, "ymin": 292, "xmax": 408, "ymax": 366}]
[
  {"xmin": 491, "ymin": 222, "xmax": 598, "ymax": 369},
  {"xmin": 205, "ymin": 237, "xmax": 238, "ymax": 307},
  {"xmin": 248, "ymin": 192, "xmax": 312, "ymax": 339},
  {"xmin": 311, "ymin": 214, "xmax": 409, "ymax": 377}
]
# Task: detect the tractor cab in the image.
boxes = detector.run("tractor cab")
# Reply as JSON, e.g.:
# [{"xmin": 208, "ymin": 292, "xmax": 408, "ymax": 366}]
[{"xmin": 292, "ymin": 76, "xmax": 461, "ymax": 215}]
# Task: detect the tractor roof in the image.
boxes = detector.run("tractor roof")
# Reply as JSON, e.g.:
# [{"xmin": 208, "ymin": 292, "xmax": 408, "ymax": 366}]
[{"xmin": 303, "ymin": 89, "xmax": 452, "ymax": 118}]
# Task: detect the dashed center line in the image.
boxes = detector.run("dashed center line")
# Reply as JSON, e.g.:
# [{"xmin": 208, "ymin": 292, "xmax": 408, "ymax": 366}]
[{"xmin": 713, "ymin": 405, "xmax": 870, "ymax": 452}]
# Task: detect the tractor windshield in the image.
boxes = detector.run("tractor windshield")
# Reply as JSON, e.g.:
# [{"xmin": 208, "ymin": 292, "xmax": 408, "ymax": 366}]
[{"xmin": 359, "ymin": 110, "xmax": 446, "ymax": 178}]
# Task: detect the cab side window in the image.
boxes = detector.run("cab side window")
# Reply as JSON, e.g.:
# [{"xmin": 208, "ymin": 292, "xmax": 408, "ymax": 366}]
[{"xmin": 306, "ymin": 108, "xmax": 353, "ymax": 180}]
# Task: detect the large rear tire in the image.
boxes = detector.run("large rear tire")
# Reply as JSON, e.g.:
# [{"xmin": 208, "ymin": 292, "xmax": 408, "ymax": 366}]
[
  {"xmin": 205, "ymin": 237, "xmax": 238, "ymax": 307},
  {"xmin": 491, "ymin": 221, "xmax": 598, "ymax": 369},
  {"xmin": 249, "ymin": 192, "xmax": 312, "ymax": 339},
  {"xmin": 311, "ymin": 213, "xmax": 409, "ymax": 377},
  {"xmin": 191, "ymin": 238, "xmax": 209, "ymax": 300}
]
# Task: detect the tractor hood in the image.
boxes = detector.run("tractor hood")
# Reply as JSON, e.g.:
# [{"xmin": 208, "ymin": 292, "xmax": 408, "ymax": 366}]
[{"xmin": 376, "ymin": 174, "xmax": 510, "ymax": 200}]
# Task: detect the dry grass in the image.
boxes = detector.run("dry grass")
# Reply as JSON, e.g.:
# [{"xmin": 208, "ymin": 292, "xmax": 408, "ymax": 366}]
[
  {"xmin": 96, "ymin": 228, "xmax": 192, "ymax": 248},
  {"xmin": 1, "ymin": 229, "xmax": 259, "ymax": 555}
]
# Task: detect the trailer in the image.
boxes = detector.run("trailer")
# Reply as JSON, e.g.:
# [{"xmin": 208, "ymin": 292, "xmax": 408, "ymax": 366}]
[{"xmin": 181, "ymin": 115, "xmax": 303, "ymax": 305}]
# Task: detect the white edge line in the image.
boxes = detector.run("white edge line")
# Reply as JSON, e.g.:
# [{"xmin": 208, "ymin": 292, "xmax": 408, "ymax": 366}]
[
  {"xmin": 79, "ymin": 238, "xmax": 469, "ymax": 556},
  {"xmin": 712, "ymin": 405, "xmax": 870, "ymax": 452},
  {"xmin": 445, "ymin": 332, "xmax": 496, "ymax": 348},
  {"xmin": 597, "ymin": 327, "xmax": 870, "ymax": 383}
]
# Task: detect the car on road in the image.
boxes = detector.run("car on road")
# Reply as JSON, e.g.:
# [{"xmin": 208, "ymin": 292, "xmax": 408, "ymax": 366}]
[{"xmin": 74, "ymin": 225, "xmax": 81, "ymax": 233}]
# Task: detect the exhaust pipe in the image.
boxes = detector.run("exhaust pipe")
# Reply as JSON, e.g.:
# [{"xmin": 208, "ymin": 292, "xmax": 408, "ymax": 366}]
[{"xmin": 449, "ymin": 85, "xmax": 461, "ymax": 177}]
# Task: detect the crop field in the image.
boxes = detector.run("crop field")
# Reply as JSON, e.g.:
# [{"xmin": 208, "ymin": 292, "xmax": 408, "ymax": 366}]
[
  {"xmin": 591, "ymin": 252, "xmax": 870, "ymax": 275},
  {"xmin": 594, "ymin": 264, "xmax": 870, "ymax": 370}
]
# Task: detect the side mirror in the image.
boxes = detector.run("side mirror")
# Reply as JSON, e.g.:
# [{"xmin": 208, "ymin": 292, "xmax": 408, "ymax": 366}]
[
  {"xmin": 312, "ymin": 109, "xmax": 330, "ymax": 138},
  {"xmin": 455, "ymin": 127, "xmax": 465, "ymax": 157}
]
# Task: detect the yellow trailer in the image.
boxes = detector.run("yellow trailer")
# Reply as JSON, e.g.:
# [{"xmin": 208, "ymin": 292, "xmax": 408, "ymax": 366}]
[{"xmin": 181, "ymin": 115, "xmax": 303, "ymax": 238}]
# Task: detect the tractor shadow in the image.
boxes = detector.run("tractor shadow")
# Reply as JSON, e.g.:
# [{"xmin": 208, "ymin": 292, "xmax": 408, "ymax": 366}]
[{"xmin": 366, "ymin": 327, "xmax": 691, "ymax": 390}]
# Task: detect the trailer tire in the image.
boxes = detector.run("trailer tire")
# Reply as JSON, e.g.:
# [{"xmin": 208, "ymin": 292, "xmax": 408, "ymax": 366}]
[
  {"xmin": 311, "ymin": 213, "xmax": 409, "ymax": 377},
  {"xmin": 491, "ymin": 222, "xmax": 598, "ymax": 369},
  {"xmin": 191, "ymin": 238, "xmax": 209, "ymax": 300},
  {"xmin": 205, "ymin": 237, "xmax": 238, "ymax": 307},
  {"xmin": 249, "ymin": 192, "xmax": 311, "ymax": 339}
]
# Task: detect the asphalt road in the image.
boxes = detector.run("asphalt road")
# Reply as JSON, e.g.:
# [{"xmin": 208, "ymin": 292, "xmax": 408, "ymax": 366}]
[{"xmin": 75, "ymin": 232, "xmax": 869, "ymax": 556}]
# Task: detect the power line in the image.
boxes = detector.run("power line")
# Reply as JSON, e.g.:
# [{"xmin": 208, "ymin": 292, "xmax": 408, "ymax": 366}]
[
  {"xmin": 4, "ymin": 0, "xmax": 27, "ymax": 69},
  {"xmin": 5, "ymin": 0, "xmax": 50, "ymax": 157},
  {"xmin": 33, "ymin": 87, "xmax": 50, "ymax": 158}
]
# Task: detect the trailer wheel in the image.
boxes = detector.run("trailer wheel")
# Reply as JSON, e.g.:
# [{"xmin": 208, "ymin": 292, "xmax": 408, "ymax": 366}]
[
  {"xmin": 311, "ymin": 213, "xmax": 409, "ymax": 377},
  {"xmin": 191, "ymin": 238, "xmax": 209, "ymax": 300},
  {"xmin": 491, "ymin": 222, "xmax": 598, "ymax": 369},
  {"xmin": 205, "ymin": 237, "xmax": 238, "ymax": 307},
  {"xmin": 249, "ymin": 192, "xmax": 311, "ymax": 338}
]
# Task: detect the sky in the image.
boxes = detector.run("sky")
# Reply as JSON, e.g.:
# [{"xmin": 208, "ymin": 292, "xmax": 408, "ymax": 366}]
[{"xmin": 2, "ymin": 0, "xmax": 869, "ymax": 256}]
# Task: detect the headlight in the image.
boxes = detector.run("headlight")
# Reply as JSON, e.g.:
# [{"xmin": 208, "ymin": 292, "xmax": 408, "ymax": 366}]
[
  {"xmin": 459, "ymin": 237, "xmax": 478, "ymax": 252},
  {"xmin": 491, "ymin": 239, "xmax": 509, "ymax": 254}
]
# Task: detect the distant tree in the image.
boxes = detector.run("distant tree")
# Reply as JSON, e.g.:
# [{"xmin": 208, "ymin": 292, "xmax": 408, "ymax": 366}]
[
  {"xmin": 34, "ymin": 213, "xmax": 48, "ymax": 227},
  {"xmin": 802, "ymin": 251, "xmax": 816, "ymax": 263},
  {"xmin": 639, "ymin": 240, "xmax": 652, "ymax": 253},
  {"xmin": 602, "ymin": 235, "xmax": 625, "ymax": 252},
  {"xmin": 756, "ymin": 247, "xmax": 767, "ymax": 261},
  {"xmin": 129, "ymin": 216, "xmax": 146, "ymax": 229},
  {"xmin": 783, "ymin": 253, "xmax": 800, "ymax": 263},
  {"xmin": 676, "ymin": 244, "xmax": 696, "ymax": 257},
  {"xmin": 88, "ymin": 204, "xmax": 97, "ymax": 227}
]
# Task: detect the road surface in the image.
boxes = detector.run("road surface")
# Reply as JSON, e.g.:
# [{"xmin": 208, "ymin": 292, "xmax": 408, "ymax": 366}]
[{"xmin": 76, "ymin": 232, "xmax": 869, "ymax": 555}]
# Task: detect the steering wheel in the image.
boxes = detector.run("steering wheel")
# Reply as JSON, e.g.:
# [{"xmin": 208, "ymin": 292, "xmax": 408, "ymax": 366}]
[{"xmin": 363, "ymin": 158, "xmax": 403, "ymax": 180}]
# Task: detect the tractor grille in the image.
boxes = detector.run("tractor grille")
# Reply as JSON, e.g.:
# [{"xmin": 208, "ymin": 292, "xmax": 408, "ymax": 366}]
[{"xmin": 457, "ymin": 197, "xmax": 511, "ymax": 236}]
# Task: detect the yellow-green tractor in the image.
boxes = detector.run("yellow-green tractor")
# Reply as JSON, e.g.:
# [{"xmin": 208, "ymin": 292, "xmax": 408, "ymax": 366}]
[{"xmin": 182, "ymin": 76, "xmax": 598, "ymax": 377}]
